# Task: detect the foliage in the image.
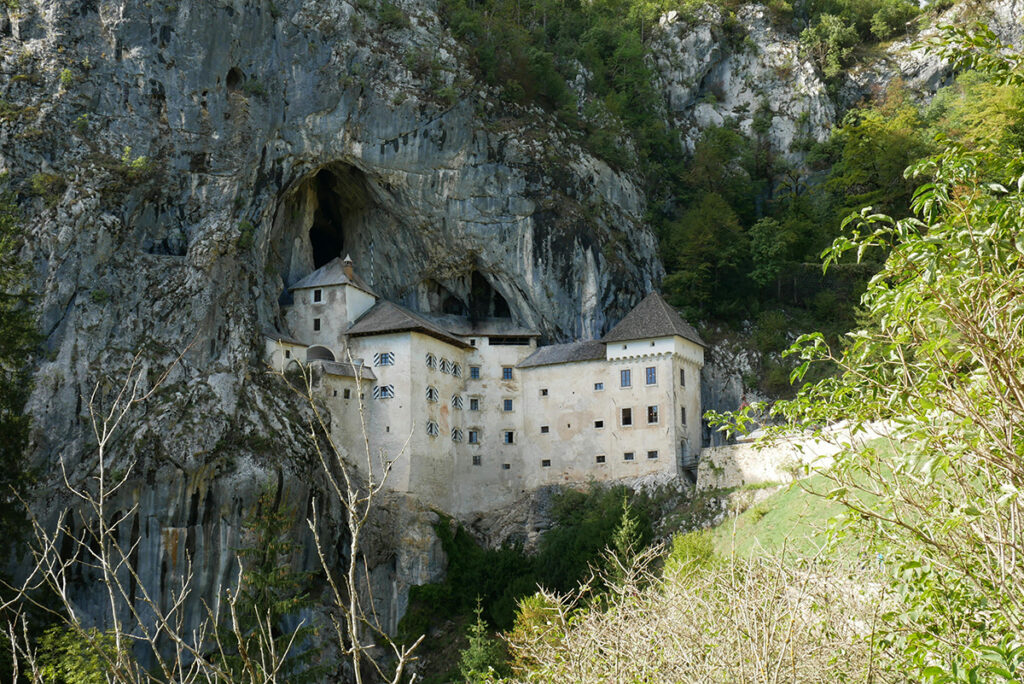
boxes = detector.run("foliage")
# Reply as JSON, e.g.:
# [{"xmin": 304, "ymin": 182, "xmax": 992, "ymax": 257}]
[
  {"xmin": 28, "ymin": 172, "xmax": 67, "ymax": 206},
  {"xmin": 799, "ymin": 13, "xmax": 859, "ymax": 79},
  {"xmin": 402, "ymin": 484, "xmax": 652, "ymax": 634},
  {"xmin": 220, "ymin": 482, "xmax": 327, "ymax": 683},
  {"xmin": 237, "ymin": 219, "xmax": 256, "ymax": 250},
  {"xmin": 59, "ymin": 68, "xmax": 74, "ymax": 89},
  {"xmin": 457, "ymin": 601, "xmax": 510, "ymax": 682},
  {"xmin": 37, "ymin": 626, "xmax": 119, "ymax": 684},
  {"xmin": 0, "ymin": 175, "xmax": 37, "ymax": 548},
  {"xmin": 504, "ymin": 547, "xmax": 892, "ymax": 681},
  {"xmin": 723, "ymin": 27, "xmax": 1024, "ymax": 680}
]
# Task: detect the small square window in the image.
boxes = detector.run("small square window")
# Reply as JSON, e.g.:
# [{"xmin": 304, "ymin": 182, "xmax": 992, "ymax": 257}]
[
  {"xmin": 313, "ymin": 289, "xmax": 322, "ymax": 302},
  {"xmin": 470, "ymin": 398, "xmax": 480, "ymax": 411},
  {"xmin": 470, "ymin": 366, "xmax": 480, "ymax": 379},
  {"xmin": 540, "ymin": 388, "xmax": 548, "ymax": 396},
  {"xmin": 624, "ymin": 452, "xmax": 635, "ymax": 461},
  {"xmin": 374, "ymin": 351, "xmax": 395, "ymax": 366},
  {"xmin": 472, "ymin": 454, "xmax": 482, "ymax": 466},
  {"xmin": 594, "ymin": 382, "xmax": 604, "ymax": 391},
  {"xmin": 503, "ymin": 399, "xmax": 514, "ymax": 411},
  {"xmin": 645, "ymin": 366, "xmax": 657, "ymax": 385},
  {"xmin": 681, "ymin": 407, "xmax": 687, "ymax": 424},
  {"xmin": 502, "ymin": 366, "xmax": 513, "ymax": 380},
  {"xmin": 680, "ymin": 369, "xmax": 686, "ymax": 386},
  {"xmin": 469, "ymin": 430, "xmax": 479, "ymax": 444},
  {"xmin": 594, "ymin": 420, "xmax": 604, "ymax": 429},
  {"xmin": 540, "ymin": 425, "xmax": 549, "ymax": 434},
  {"xmin": 284, "ymin": 350, "xmax": 291, "ymax": 359},
  {"xmin": 503, "ymin": 431, "xmax": 514, "ymax": 445},
  {"xmin": 621, "ymin": 408, "xmax": 632, "ymax": 426},
  {"xmin": 648, "ymin": 450, "xmax": 659, "ymax": 459},
  {"xmin": 541, "ymin": 459, "xmax": 551, "ymax": 467},
  {"xmin": 648, "ymin": 405, "xmax": 659, "ymax": 424},
  {"xmin": 596, "ymin": 454, "xmax": 606, "ymax": 464},
  {"xmin": 313, "ymin": 318, "xmax": 321, "ymax": 331},
  {"xmin": 620, "ymin": 369, "xmax": 631, "ymax": 387},
  {"xmin": 470, "ymin": 339, "xmax": 477, "ymax": 346},
  {"xmin": 502, "ymin": 463, "xmax": 511, "ymax": 470},
  {"xmin": 343, "ymin": 389, "xmax": 351, "ymax": 399}
]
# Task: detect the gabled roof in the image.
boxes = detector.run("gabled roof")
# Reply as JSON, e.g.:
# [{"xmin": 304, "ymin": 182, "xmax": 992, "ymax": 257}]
[
  {"xmin": 289, "ymin": 257, "xmax": 377, "ymax": 296},
  {"xmin": 322, "ymin": 361, "xmax": 377, "ymax": 381},
  {"xmin": 261, "ymin": 327, "xmax": 307, "ymax": 346},
  {"xmin": 601, "ymin": 292, "xmax": 705, "ymax": 347},
  {"xmin": 345, "ymin": 300, "xmax": 473, "ymax": 349},
  {"xmin": 517, "ymin": 340, "xmax": 606, "ymax": 368}
]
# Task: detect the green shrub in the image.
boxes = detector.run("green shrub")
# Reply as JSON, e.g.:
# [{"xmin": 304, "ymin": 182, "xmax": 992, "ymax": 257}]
[
  {"xmin": 59, "ymin": 68, "xmax": 74, "ymax": 89},
  {"xmin": 379, "ymin": 1, "xmax": 410, "ymax": 29},
  {"xmin": 28, "ymin": 172, "xmax": 66, "ymax": 205},
  {"xmin": 237, "ymin": 219, "xmax": 256, "ymax": 250}
]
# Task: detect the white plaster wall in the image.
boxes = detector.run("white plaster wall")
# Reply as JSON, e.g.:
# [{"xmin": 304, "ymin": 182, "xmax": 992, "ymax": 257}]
[
  {"xmin": 346, "ymin": 285, "xmax": 377, "ymax": 323},
  {"xmin": 263, "ymin": 338, "xmax": 306, "ymax": 371},
  {"xmin": 285, "ymin": 284, "xmax": 379, "ymax": 356}
]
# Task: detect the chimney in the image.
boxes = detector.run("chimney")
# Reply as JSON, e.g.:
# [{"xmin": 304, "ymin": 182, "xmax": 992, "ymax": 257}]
[{"xmin": 342, "ymin": 254, "xmax": 354, "ymax": 280}]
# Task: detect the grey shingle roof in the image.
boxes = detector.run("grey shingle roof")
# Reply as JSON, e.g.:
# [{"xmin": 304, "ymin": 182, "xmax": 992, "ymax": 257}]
[
  {"xmin": 601, "ymin": 292, "xmax": 705, "ymax": 346},
  {"xmin": 321, "ymin": 361, "xmax": 376, "ymax": 380},
  {"xmin": 517, "ymin": 340, "xmax": 607, "ymax": 368},
  {"xmin": 345, "ymin": 300, "xmax": 473, "ymax": 349},
  {"xmin": 261, "ymin": 327, "xmax": 307, "ymax": 346},
  {"xmin": 288, "ymin": 257, "xmax": 377, "ymax": 296}
]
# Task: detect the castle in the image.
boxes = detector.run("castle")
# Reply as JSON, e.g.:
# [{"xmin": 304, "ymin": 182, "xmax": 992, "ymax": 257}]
[{"xmin": 264, "ymin": 256, "xmax": 705, "ymax": 515}]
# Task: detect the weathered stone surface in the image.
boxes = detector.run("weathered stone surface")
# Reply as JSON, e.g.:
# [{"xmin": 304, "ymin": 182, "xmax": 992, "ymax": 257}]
[{"xmin": 652, "ymin": 4, "xmax": 835, "ymax": 164}]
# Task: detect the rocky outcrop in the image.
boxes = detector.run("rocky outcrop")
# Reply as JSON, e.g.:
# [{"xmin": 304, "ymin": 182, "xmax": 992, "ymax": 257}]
[{"xmin": 652, "ymin": 4, "xmax": 835, "ymax": 163}]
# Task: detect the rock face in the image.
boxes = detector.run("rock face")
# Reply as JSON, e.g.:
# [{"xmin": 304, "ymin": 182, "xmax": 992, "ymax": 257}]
[
  {"xmin": 1, "ymin": 0, "xmax": 658, "ymax": 650},
  {"xmin": 652, "ymin": 5, "xmax": 835, "ymax": 164}
]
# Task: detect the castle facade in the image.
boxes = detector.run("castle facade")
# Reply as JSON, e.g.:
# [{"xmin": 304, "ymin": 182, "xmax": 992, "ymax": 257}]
[{"xmin": 265, "ymin": 256, "xmax": 705, "ymax": 514}]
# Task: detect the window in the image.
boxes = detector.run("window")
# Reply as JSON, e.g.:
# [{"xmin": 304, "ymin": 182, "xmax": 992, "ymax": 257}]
[
  {"xmin": 594, "ymin": 420, "xmax": 604, "ymax": 429},
  {"xmin": 681, "ymin": 407, "xmax": 687, "ymax": 424},
  {"xmin": 502, "ymin": 463, "xmax": 511, "ymax": 470},
  {"xmin": 540, "ymin": 425, "xmax": 549, "ymax": 434},
  {"xmin": 621, "ymin": 408, "xmax": 632, "ymax": 426},
  {"xmin": 373, "ymin": 351, "xmax": 395, "ymax": 366},
  {"xmin": 470, "ymin": 339, "xmax": 477, "ymax": 346},
  {"xmin": 426, "ymin": 420, "xmax": 439, "ymax": 437},
  {"xmin": 620, "ymin": 369, "xmax": 631, "ymax": 387},
  {"xmin": 594, "ymin": 382, "xmax": 604, "ymax": 391},
  {"xmin": 469, "ymin": 397, "xmax": 480, "ymax": 411},
  {"xmin": 313, "ymin": 289, "xmax": 322, "ymax": 302},
  {"xmin": 502, "ymin": 366, "xmax": 513, "ymax": 380},
  {"xmin": 503, "ymin": 399, "xmax": 514, "ymax": 412},
  {"xmin": 540, "ymin": 388, "xmax": 548, "ymax": 397},
  {"xmin": 503, "ymin": 431, "xmax": 514, "ymax": 444},
  {"xmin": 542, "ymin": 459, "xmax": 551, "ymax": 467},
  {"xmin": 470, "ymin": 366, "xmax": 480, "ymax": 379},
  {"xmin": 373, "ymin": 384, "xmax": 395, "ymax": 399},
  {"xmin": 452, "ymin": 394, "xmax": 464, "ymax": 409},
  {"xmin": 284, "ymin": 350, "xmax": 291, "ymax": 359},
  {"xmin": 426, "ymin": 353, "xmax": 436, "ymax": 369},
  {"xmin": 596, "ymin": 454, "xmax": 606, "ymax": 464},
  {"xmin": 646, "ymin": 366, "xmax": 657, "ymax": 385},
  {"xmin": 472, "ymin": 454, "xmax": 482, "ymax": 466},
  {"xmin": 333, "ymin": 390, "xmax": 337, "ymax": 397},
  {"xmin": 426, "ymin": 386, "xmax": 439, "ymax": 402},
  {"xmin": 624, "ymin": 452, "xmax": 635, "ymax": 461},
  {"xmin": 452, "ymin": 428, "xmax": 463, "ymax": 442},
  {"xmin": 343, "ymin": 389, "xmax": 351, "ymax": 399},
  {"xmin": 440, "ymin": 358, "xmax": 451, "ymax": 374},
  {"xmin": 313, "ymin": 318, "xmax": 321, "ymax": 332},
  {"xmin": 648, "ymin": 405, "xmax": 659, "ymax": 424},
  {"xmin": 648, "ymin": 450, "xmax": 659, "ymax": 459},
  {"xmin": 453, "ymin": 363, "xmax": 462, "ymax": 378},
  {"xmin": 680, "ymin": 368, "xmax": 686, "ymax": 386},
  {"xmin": 468, "ymin": 430, "xmax": 479, "ymax": 444}
]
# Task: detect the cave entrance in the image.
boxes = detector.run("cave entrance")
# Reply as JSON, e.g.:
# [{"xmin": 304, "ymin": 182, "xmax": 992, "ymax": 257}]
[
  {"xmin": 469, "ymin": 272, "xmax": 511, "ymax": 321},
  {"xmin": 309, "ymin": 169, "xmax": 352, "ymax": 269}
]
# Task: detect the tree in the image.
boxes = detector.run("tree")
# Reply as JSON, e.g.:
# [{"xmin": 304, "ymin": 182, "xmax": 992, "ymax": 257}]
[
  {"xmin": 0, "ymin": 175, "xmax": 37, "ymax": 546},
  {"xmin": 728, "ymin": 26, "xmax": 1024, "ymax": 680},
  {"xmin": 220, "ymin": 482, "xmax": 327, "ymax": 683},
  {"xmin": 457, "ymin": 600, "xmax": 509, "ymax": 682}
]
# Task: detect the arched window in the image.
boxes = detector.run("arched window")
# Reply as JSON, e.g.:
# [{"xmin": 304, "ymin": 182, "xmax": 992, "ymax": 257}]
[
  {"xmin": 451, "ymin": 394, "xmax": 464, "ymax": 409},
  {"xmin": 426, "ymin": 420, "xmax": 439, "ymax": 437},
  {"xmin": 425, "ymin": 353, "xmax": 436, "ymax": 369},
  {"xmin": 426, "ymin": 386, "xmax": 439, "ymax": 402}
]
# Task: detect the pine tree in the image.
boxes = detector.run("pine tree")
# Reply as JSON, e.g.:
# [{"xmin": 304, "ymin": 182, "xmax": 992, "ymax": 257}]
[
  {"xmin": 0, "ymin": 174, "xmax": 37, "ymax": 546},
  {"xmin": 221, "ymin": 483, "xmax": 328, "ymax": 682},
  {"xmin": 457, "ymin": 599, "xmax": 509, "ymax": 683}
]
